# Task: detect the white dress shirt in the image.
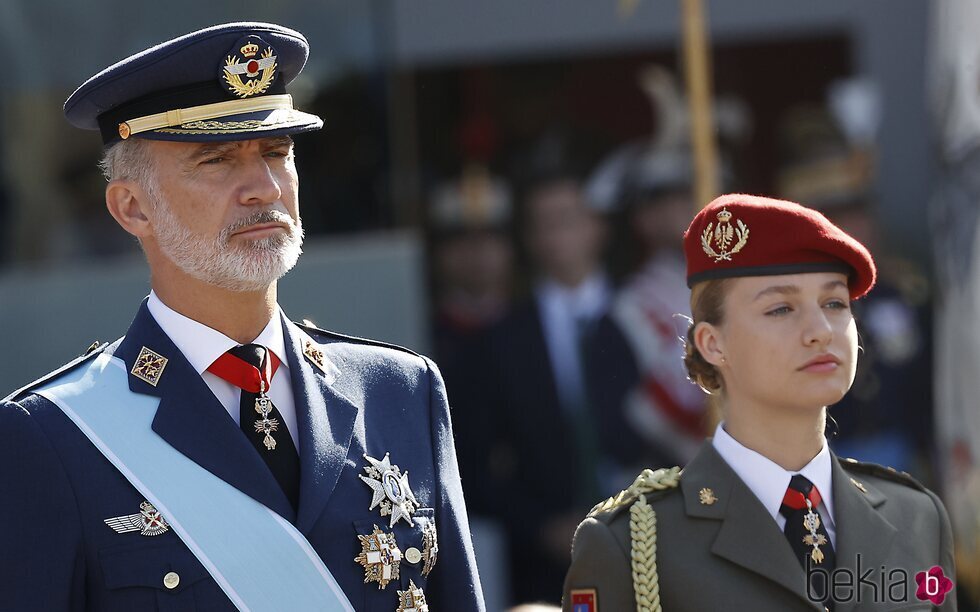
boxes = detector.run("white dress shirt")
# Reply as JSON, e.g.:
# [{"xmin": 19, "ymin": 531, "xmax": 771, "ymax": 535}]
[
  {"xmin": 535, "ymin": 273, "xmax": 611, "ymax": 414},
  {"xmin": 147, "ymin": 291, "xmax": 300, "ymax": 450},
  {"xmin": 711, "ymin": 422, "xmax": 836, "ymax": 547}
]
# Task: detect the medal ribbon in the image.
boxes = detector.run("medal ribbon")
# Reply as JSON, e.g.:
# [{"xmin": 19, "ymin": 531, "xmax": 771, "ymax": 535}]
[{"xmin": 207, "ymin": 350, "xmax": 280, "ymax": 392}]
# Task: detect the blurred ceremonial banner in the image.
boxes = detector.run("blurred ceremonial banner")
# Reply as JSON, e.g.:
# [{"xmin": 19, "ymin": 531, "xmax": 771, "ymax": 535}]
[{"xmin": 0, "ymin": 1, "xmax": 976, "ymax": 609}]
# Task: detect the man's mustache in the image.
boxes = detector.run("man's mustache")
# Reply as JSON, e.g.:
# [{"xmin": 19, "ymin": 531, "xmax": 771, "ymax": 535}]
[{"xmin": 221, "ymin": 210, "xmax": 297, "ymax": 240}]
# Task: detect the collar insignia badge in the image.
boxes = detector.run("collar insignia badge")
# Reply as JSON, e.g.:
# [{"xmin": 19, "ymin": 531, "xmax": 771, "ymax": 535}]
[
  {"xmin": 131, "ymin": 347, "xmax": 168, "ymax": 386},
  {"xmin": 698, "ymin": 487, "xmax": 717, "ymax": 505},
  {"xmin": 396, "ymin": 579, "xmax": 429, "ymax": 612},
  {"xmin": 421, "ymin": 520, "xmax": 438, "ymax": 576},
  {"xmin": 850, "ymin": 478, "xmax": 868, "ymax": 494},
  {"xmin": 354, "ymin": 524, "xmax": 402, "ymax": 589},
  {"xmin": 104, "ymin": 501, "xmax": 170, "ymax": 536},
  {"xmin": 701, "ymin": 208, "xmax": 750, "ymax": 263},
  {"xmin": 303, "ymin": 339, "xmax": 328, "ymax": 374},
  {"xmin": 359, "ymin": 453, "xmax": 419, "ymax": 528},
  {"xmin": 221, "ymin": 35, "xmax": 278, "ymax": 99}
]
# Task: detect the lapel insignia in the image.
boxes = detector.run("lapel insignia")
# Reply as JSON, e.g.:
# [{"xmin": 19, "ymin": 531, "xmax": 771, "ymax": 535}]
[
  {"xmin": 359, "ymin": 453, "xmax": 419, "ymax": 528},
  {"xmin": 421, "ymin": 520, "xmax": 438, "ymax": 576},
  {"xmin": 396, "ymin": 579, "xmax": 429, "ymax": 612},
  {"xmin": 303, "ymin": 339, "xmax": 328, "ymax": 374},
  {"xmin": 131, "ymin": 347, "xmax": 168, "ymax": 386},
  {"xmin": 104, "ymin": 501, "xmax": 170, "ymax": 536},
  {"xmin": 698, "ymin": 487, "xmax": 717, "ymax": 505},
  {"xmin": 354, "ymin": 524, "xmax": 402, "ymax": 589},
  {"xmin": 850, "ymin": 477, "xmax": 868, "ymax": 494}
]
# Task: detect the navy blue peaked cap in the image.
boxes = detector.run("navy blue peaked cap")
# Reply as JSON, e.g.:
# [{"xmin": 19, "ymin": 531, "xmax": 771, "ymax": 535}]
[{"xmin": 65, "ymin": 22, "xmax": 323, "ymax": 145}]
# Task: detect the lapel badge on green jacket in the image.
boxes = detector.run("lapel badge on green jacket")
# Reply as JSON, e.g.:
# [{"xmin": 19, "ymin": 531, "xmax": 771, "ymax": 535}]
[
  {"xmin": 104, "ymin": 501, "xmax": 170, "ymax": 536},
  {"xmin": 354, "ymin": 524, "xmax": 402, "ymax": 589},
  {"xmin": 359, "ymin": 453, "xmax": 419, "ymax": 528}
]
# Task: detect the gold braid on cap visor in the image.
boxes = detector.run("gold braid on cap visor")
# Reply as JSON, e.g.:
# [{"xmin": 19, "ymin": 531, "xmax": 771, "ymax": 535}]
[{"xmin": 117, "ymin": 94, "xmax": 294, "ymax": 139}]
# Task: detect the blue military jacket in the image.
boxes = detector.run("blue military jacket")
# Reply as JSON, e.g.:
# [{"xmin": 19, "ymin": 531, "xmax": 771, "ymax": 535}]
[{"xmin": 0, "ymin": 302, "xmax": 484, "ymax": 611}]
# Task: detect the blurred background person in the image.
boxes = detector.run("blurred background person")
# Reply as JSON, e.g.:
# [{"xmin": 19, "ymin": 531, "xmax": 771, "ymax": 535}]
[
  {"xmin": 481, "ymin": 153, "xmax": 611, "ymax": 605},
  {"xmin": 426, "ymin": 163, "xmax": 515, "ymax": 611},
  {"xmin": 586, "ymin": 66, "xmax": 747, "ymax": 473},
  {"xmin": 777, "ymin": 79, "xmax": 935, "ymax": 479}
]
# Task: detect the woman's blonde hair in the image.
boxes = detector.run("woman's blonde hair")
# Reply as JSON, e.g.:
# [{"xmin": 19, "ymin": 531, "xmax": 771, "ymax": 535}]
[{"xmin": 684, "ymin": 279, "xmax": 730, "ymax": 393}]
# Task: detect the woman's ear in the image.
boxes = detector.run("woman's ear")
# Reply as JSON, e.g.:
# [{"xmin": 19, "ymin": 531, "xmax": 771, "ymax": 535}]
[
  {"xmin": 105, "ymin": 180, "xmax": 152, "ymax": 239},
  {"xmin": 694, "ymin": 321, "xmax": 726, "ymax": 368}
]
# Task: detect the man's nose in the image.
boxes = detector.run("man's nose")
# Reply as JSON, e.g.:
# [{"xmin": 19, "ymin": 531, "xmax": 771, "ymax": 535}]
[{"xmin": 239, "ymin": 156, "xmax": 283, "ymax": 206}]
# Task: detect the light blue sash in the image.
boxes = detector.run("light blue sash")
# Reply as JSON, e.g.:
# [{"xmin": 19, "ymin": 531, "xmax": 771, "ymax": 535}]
[{"xmin": 37, "ymin": 353, "xmax": 354, "ymax": 612}]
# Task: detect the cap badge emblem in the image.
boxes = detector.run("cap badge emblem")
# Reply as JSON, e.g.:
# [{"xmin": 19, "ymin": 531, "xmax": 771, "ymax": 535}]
[
  {"xmin": 221, "ymin": 36, "xmax": 277, "ymax": 99},
  {"xmin": 701, "ymin": 208, "xmax": 749, "ymax": 263},
  {"xmin": 359, "ymin": 452, "xmax": 419, "ymax": 528},
  {"xmin": 104, "ymin": 501, "xmax": 170, "ymax": 536}
]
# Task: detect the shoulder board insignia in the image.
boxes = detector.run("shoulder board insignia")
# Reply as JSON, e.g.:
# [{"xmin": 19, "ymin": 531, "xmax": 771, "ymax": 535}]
[
  {"xmin": 839, "ymin": 457, "xmax": 926, "ymax": 492},
  {"xmin": 294, "ymin": 321, "xmax": 422, "ymax": 358},
  {"xmin": 3, "ymin": 340, "xmax": 114, "ymax": 403},
  {"xmin": 588, "ymin": 466, "xmax": 681, "ymax": 518}
]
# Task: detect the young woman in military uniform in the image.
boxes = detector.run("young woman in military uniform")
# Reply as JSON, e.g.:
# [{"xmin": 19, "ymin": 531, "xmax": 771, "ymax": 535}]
[{"xmin": 563, "ymin": 194, "xmax": 957, "ymax": 611}]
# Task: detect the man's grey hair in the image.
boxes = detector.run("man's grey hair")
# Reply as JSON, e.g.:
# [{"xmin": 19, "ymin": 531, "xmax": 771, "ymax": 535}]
[{"xmin": 98, "ymin": 138, "xmax": 155, "ymax": 189}]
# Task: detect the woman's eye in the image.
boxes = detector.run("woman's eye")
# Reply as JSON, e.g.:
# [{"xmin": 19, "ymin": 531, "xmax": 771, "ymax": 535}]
[
  {"xmin": 765, "ymin": 306, "xmax": 791, "ymax": 316},
  {"xmin": 824, "ymin": 300, "xmax": 850, "ymax": 310}
]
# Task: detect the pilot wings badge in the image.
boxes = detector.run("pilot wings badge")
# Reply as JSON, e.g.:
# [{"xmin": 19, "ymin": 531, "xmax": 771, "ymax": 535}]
[
  {"xmin": 701, "ymin": 208, "xmax": 749, "ymax": 262},
  {"xmin": 104, "ymin": 501, "xmax": 170, "ymax": 536}
]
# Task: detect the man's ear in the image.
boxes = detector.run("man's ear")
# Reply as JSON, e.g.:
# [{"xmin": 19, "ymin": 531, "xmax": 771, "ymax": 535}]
[
  {"xmin": 694, "ymin": 321, "xmax": 726, "ymax": 367},
  {"xmin": 105, "ymin": 180, "xmax": 152, "ymax": 238}
]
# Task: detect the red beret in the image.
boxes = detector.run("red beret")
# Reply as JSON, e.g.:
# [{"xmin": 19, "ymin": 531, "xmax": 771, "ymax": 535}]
[{"xmin": 684, "ymin": 193, "xmax": 876, "ymax": 299}]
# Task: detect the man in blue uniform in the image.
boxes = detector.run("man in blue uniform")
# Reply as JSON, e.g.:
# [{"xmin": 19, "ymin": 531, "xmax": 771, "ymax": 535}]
[{"xmin": 0, "ymin": 22, "xmax": 484, "ymax": 611}]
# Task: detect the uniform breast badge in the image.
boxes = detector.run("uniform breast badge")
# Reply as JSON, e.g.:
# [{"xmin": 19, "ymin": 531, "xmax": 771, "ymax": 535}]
[
  {"xmin": 421, "ymin": 520, "xmax": 438, "ymax": 576},
  {"xmin": 396, "ymin": 580, "xmax": 429, "ymax": 612},
  {"xmin": 253, "ymin": 380, "xmax": 279, "ymax": 451},
  {"xmin": 131, "ymin": 347, "xmax": 168, "ymax": 386},
  {"xmin": 570, "ymin": 588, "xmax": 598, "ymax": 612},
  {"xmin": 354, "ymin": 525, "xmax": 403, "ymax": 589},
  {"xmin": 104, "ymin": 501, "xmax": 170, "ymax": 536},
  {"xmin": 801, "ymin": 499, "xmax": 828, "ymax": 564},
  {"xmin": 359, "ymin": 453, "xmax": 418, "ymax": 527},
  {"xmin": 701, "ymin": 208, "xmax": 749, "ymax": 262}
]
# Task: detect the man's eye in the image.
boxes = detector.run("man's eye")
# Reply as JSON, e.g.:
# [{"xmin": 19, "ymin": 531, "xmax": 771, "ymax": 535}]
[{"xmin": 202, "ymin": 157, "xmax": 225, "ymax": 165}]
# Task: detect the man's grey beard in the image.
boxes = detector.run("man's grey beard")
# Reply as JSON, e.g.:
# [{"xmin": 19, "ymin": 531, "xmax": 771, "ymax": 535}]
[{"xmin": 146, "ymin": 181, "xmax": 304, "ymax": 292}]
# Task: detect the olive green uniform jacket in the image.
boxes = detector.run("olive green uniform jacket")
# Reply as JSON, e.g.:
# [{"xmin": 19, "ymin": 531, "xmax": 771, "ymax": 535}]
[{"xmin": 563, "ymin": 442, "xmax": 957, "ymax": 611}]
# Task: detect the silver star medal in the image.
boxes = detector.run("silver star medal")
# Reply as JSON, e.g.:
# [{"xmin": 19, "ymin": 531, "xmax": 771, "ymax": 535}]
[
  {"xmin": 359, "ymin": 453, "xmax": 418, "ymax": 527},
  {"xmin": 104, "ymin": 501, "xmax": 170, "ymax": 536}
]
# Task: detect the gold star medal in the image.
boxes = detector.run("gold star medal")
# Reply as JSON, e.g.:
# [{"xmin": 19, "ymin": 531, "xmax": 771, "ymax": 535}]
[
  {"xmin": 359, "ymin": 453, "xmax": 419, "ymax": 527},
  {"xmin": 396, "ymin": 579, "xmax": 429, "ymax": 612},
  {"xmin": 353, "ymin": 525, "xmax": 402, "ymax": 589}
]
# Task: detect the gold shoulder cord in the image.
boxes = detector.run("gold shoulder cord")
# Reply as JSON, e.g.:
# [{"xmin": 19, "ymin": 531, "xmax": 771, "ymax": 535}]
[{"xmin": 588, "ymin": 466, "xmax": 681, "ymax": 612}]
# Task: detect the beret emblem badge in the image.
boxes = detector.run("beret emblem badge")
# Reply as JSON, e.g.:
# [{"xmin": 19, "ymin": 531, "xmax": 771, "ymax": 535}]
[
  {"xmin": 701, "ymin": 208, "xmax": 749, "ymax": 263},
  {"xmin": 221, "ymin": 36, "xmax": 278, "ymax": 99}
]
